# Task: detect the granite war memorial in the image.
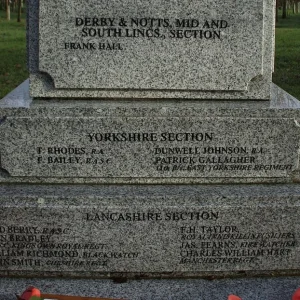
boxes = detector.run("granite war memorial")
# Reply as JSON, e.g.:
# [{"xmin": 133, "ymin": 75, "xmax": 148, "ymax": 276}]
[{"xmin": 1, "ymin": 0, "xmax": 300, "ymax": 298}]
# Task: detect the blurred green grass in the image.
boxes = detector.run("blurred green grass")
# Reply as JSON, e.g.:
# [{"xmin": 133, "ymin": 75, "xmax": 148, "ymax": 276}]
[
  {"xmin": 0, "ymin": 10, "xmax": 28, "ymax": 99},
  {"xmin": 0, "ymin": 10, "xmax": 299, "ymax": 99},
  {"xmin": 273, "ymin": 12, "xmax": 300, "ymax": 99}
]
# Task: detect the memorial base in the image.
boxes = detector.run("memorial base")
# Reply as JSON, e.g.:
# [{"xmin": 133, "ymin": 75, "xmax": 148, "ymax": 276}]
[
  {"xmin": 0, "ymin": 184, "xmax": 300, "ymax": 278},
  {"xmin": 1, "ymin": 82, "xmax": 300, "ymax": 297},
  {"xmin": 1, "ymin": 81, "xmax": 300, "ymax": 185},
  {"xmin": 1, "ymin": 277, "xmax": 300, "ymax": 300}
]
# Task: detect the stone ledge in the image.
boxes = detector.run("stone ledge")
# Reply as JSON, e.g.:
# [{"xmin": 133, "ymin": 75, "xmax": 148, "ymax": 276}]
[
  {"xmin": 1, "ymin": 277, "xmax": 300, "ymax": 300},
  {"xmin": 0, "ymin": 184, "xmax": 299, "ymax": 278}
]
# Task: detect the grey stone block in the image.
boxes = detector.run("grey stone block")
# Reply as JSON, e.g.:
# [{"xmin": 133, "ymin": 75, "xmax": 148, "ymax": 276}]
[
  {"xmin": 4, "ymin": 0, "xmax": 298, "ymax": 290},
  {"xmin": 0, "ymin": 184, "xmax": 299, "ymax": 277},
  {"xmin": 27, "ymin": 0, "xmax": 275, "ymax": 99},
  {"xmin": 1, "ymin": 82, "xmax": 300, "ymax": 184},
  {"xmin": 1, "ymin": 277, "xmax": 300, "ymax": 300}
]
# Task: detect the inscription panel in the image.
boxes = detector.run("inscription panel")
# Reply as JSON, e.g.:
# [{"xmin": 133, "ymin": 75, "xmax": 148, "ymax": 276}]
[
  {"xmin": 0, "ymin": 117, "xmax": 299, "ymax": 181},
  {"xmin": 0, "ymin": 192, "xmax": 299, "ymax": 275},
  {"xmin": 39, "ymin": 0, "xmax": 264, "ymax": 91}
]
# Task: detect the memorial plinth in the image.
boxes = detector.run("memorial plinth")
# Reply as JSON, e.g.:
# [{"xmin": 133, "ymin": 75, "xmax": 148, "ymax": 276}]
[
  {"xmin": 0, "ymin": 184, "xmax": 299, "ymax": 278},
  {"xmin": 1, "ymin": 82, "xmax": 300, "ymax": 185},
  {"xmin": 1, "ymin": 0, "xmax": 300, "ymax": 297}
]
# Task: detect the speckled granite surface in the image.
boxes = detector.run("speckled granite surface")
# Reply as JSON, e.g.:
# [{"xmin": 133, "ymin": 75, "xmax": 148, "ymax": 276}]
[
  {"xmin": 1, "ymin": 0, "xmax": 297, "ymax": 291},
  {"xmin": 28, "ymin": 0, "xmax": 274, "ymax": 99},
  {"xmin": 1, "ymin": 82, "xmax": 300, "ymax": 184},
  {"xmin": 0, "ymin": 184, "xmax": 299, "ymax": 277},
  {"xmin": 0, "ymin": 277, "xmax": 300, "ymax": 300}
]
